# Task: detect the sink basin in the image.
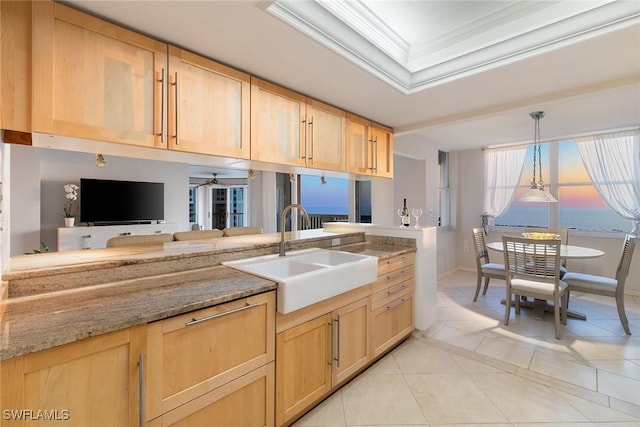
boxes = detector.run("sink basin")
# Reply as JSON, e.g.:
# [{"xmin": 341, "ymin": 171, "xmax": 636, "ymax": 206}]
[{"xmin": 223, "ymin": 248, "xmax": 378, "ymax": 314}]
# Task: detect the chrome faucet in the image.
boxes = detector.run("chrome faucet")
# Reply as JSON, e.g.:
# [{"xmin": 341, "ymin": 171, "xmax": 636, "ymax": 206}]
[{"xmin": 280, "ymin": 203, "xmax": 309, "ymax": 256}]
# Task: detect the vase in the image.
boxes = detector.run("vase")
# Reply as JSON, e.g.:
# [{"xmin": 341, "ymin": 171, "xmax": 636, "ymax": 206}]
[{"xmin": 64, "ymin": 217, "xmax": 75, "ymax": 227}]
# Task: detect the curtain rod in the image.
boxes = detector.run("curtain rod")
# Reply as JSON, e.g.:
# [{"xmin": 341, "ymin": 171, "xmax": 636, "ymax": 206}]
[{"xmin": 484, "ymin": 125, "xmax": 640, "ymax": 150}]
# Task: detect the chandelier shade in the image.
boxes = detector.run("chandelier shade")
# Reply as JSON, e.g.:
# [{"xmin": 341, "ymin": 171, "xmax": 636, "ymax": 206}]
[{"xmin": 520, "ymin": 111, "xmax": 557, "ymax": 203}]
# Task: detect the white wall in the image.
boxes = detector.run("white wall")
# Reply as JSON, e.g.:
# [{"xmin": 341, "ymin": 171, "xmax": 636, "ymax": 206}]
[{"xmin": 10, "ymin": 146, "xmax": 190, "ymax": 254}]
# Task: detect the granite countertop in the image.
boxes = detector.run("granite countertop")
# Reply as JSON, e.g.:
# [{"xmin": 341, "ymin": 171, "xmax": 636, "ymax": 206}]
[
  {"xmin": 0, "ymin": 266, "xmax": 277, "ymax": 361},
  {"xmin": 0, "ymin": 239, "xmax": 414, "ymax": 361}
]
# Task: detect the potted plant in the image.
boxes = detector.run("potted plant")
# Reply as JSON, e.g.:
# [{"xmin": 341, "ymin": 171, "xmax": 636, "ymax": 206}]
[{"xmin": 63, "ymin": 183, "xmax": 79, "ymax": 227}]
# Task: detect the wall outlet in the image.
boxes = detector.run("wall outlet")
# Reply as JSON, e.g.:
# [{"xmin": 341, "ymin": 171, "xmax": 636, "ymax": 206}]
[{"xmin": 463, "ymin": 238, "xmax": 470, "ymax": 253}]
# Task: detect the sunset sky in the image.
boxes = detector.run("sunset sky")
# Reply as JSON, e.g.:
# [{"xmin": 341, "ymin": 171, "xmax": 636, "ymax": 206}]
[{"xmin": 513, "ymin": 141, "xmax": 605, "ymax": 209}]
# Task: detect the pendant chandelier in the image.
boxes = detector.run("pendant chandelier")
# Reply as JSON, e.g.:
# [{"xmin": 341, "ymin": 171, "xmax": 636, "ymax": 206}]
[{"xmin": 520, "ymin": 111, "xmax": 557, "ymax": 203}]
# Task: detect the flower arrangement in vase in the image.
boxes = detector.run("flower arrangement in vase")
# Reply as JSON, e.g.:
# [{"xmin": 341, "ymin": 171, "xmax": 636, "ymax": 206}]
[{"xmin": 63, "ymin": 184, "xmax": 79, "ymax": 226}]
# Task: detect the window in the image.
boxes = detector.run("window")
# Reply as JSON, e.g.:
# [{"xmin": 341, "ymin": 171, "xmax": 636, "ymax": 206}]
[
  {"xmin": 494, "ymin": 144, "xmax": 550, "ymax": 228},
  {"xmin": 299, "ymin": 175, "xmax": 348, "ymax": 229},
  {"xmin": 438, "ymin": 151, "xmax": 450, "ymax": 228},
  {"xmin": 188, "ymin": 185, "xmax": 197, "ymax": 224},
  {"xmin": 494, "ymin": 140, "xmax": 633, "ymax": 232}
]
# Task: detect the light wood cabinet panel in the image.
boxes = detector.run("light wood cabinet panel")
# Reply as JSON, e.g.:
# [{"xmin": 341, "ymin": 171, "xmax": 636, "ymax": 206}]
[
  {"xmin": 146, "ymin": 291, "xmax": 275, "ymax": 421},
  {"xmin": 33, "ymin": 0, "xmax": 167, "ymax": 147},
  {"xmin": 275, "ymin": 313, "xmax": 332, "ymax": 427},
  {"xmin": 370, "ymin": 124, "xmax": 393, "ymax": 178},
  {"xmin": 305, "ymin": 98, "xmax": 346, "ymax": 171},
  {"xmin": 1, "ymin": 326, "xmax": 146, "ymax": 427},
  {"xmin": 346, "ymin": 114, "xmax": 394, "ymax": 178},
  {"xmin": 156, "ymin": 363, "xmax": 274, "ymax": 427},
  {"xmin": 251, "ymin": 77, "xmax": 306, "ymax": 166},
  {"xmin": 345, "ymin": 113, "xmax": 371, "ymax": 175},
  {"xmin": 0, "ymin": 0, "xmax": 32, "ymax": 132},
  {"xmin": 332, "ymin": 297, "xmax": 370, "ymax": 385},
  {"xmin": 371, "ymin": 289, "xmax": 414, "ymax": 358},
  {"xmin": 166, "ymin": 47, "xmax": 250, "ymax": 158}
]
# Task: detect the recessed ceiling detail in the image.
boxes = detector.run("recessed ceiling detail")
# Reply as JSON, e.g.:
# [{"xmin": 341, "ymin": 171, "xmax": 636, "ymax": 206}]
[{"xmin": 266, "ymin": 0, "xmax": 640, "ymax": 94}]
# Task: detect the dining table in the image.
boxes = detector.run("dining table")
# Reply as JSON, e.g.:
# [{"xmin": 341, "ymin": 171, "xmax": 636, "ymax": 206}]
[{"xmin": 486, "ymin": 240, "xmax": 605, "ymax": 320}]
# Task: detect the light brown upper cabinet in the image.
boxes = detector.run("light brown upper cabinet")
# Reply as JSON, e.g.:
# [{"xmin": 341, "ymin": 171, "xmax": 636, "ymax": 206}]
[
  {"xmin": 251, "ymin": 78, "xmax": 345, "ymax": 171},
  {"xmin": 166, "ymin": 47, "xmax": 250, "ymax": 158},
  {"xmin": 33, "ymin": 0, "xmax": 167, "ymax": 148},
  {"xmin": 346, "ymin": 113, "xmax": 393, "ymax": 178},
  {"xmin": 0, "ymin": 0, "xmax": 32, "ymax": 133}
]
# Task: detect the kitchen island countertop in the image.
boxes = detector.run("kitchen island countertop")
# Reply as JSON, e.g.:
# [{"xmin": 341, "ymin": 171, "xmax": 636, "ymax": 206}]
[{"xmin": 1, "ymin": 239, "xmax": 414, "ymax": 361}]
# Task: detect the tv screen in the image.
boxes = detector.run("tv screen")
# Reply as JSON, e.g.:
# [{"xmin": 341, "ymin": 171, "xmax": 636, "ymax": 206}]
[{"xmin": 80, "ymin": 178, "xmax": 164, "ymax": 225}]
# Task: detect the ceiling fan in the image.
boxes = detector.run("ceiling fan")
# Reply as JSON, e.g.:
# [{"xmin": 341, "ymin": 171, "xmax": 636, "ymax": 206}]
[{"xmin": 194, "ymin": 173, "xmax": 222, "ymax": 188}]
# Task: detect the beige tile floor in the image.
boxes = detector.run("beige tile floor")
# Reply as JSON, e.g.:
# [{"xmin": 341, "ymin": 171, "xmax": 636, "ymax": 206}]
[{"xmin": 293, "ymin": 270, "xmax": 640, "ymax": 426}]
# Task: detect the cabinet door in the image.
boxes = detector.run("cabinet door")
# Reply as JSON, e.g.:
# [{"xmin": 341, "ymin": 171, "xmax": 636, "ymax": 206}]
[
  {"xmin": 332, "ymin": 297, "xmax": 370, "ymax": 385},
  {"xmin": 345, "ymin": 113, "xmax": 371, "ymax": 174},
  {"xmin": 167, "ymin": 47, "xmax": 250, "ymax": 158},
  {"xmin": 276, "ymin": 313, "xmax": 332, "ymax": 427},
  {"xmin": 146, "ymin": 292, "xmax": 275, "ymax": 420},
  {"xmin": 305, "ymin": 98, "xmax": 345, "ymax": 171},
  {"xmin": 0, "ymin": 0, "xmax": 31, "ymax": 132},
  {"xmin": 371, "ymin": 124, "xmax": 393, "ymax": 178},
  {"xmin": 250, "ymin": 77, "xmax": 306, "ymax": 166},
  {"xmin": 156, "ymin": 363, "xmax": 274, "ymax": 427},
  {"xmin": 33, "ymin": 1, "xmax": 167, "ymax": 147},
  {"xmin": 1, "ymin": 327, "xmax": 146, "ymax": 427},
  {"xmin": 371, "ymin": 291, "xmax": 414, "ymax": 358}
]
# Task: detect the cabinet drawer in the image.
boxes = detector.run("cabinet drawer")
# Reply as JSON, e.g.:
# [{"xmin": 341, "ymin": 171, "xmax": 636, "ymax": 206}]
[
  {"xmin": 377, "ymin": 253, "xmax": 414, "ymax": 276},
  {"xmin": 371, "ymin": 293, "xmax": 414, "ymax": 358},
  {"xmin": 155, "ymin": 362, "xmax": 274, "ymax": 427},
  {"xmin": 146, "ymin": 291, "xmax": 275, "ymax": 420},
  {"xmin": 372, "ymin": 264, "xmax": 414, "ymax": 294},
  {"xmin": 371, "ymin": 279, "xmax": 414, "ymax": 310}
]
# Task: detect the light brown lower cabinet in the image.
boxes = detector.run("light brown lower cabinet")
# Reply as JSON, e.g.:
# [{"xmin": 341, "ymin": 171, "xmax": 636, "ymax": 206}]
[
  {"xmin": 145, "ymin": 291, "xmax": 275, "ymax": 424},
  {"xmin": 275, "ymin": 296, "xmax": 371, "ymax": 426},
  {"xmin": 147, "ymin": 362, "xmax": 274, "ymax": 427},
  {"xmin": 0, "ymin": 291, "xmax": 275, "ymax": 427},
  {"xmin": 0, "ymin": 326, "xmax": 146, "ymax": 427}
]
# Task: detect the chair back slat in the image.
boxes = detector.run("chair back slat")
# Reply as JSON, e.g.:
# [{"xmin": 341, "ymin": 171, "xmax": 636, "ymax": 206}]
[
  {"xmin": 616, "ymin": 234, "xmax": 637, "ymax": 282},
  {"xmin": 502, "ymin": 236, "xmax": 561, "ymax": 281},
  {"xmin": 472, "ymin": 228, "xmax": 489, "ymax": 262}
]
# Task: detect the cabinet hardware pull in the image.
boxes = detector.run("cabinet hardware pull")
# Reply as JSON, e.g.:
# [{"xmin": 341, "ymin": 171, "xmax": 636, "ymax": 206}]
[
  {"xmin": 138, "ymin": 354, "xmax": 145, "ymax": 427},
  {"xmin": 386, "ymin": 270, "xmax": 408, "ymax": 282},
  {"xmin": 368, "ymin": 136, "xmax": 375, "ymax": 171},
  {"xmin": 172, "ymin": 72, "xmax": 178, "ymax": 144},
  {"xmin": 387, "ymin": 298, "xmax": 408, "ymax": 311},
  {"xmin": 185, "ymin": 302, "xmax": 257, "ymax": 326},
  {"xmin": 387, "ymin": 284, "xmax": 408, "ymax": 296},
  {"xmin": 301, "ymin": 115, "xmax": 307, "ymax": 160},
  {"xmin": 372, "ymin": 136, "xmax": 378, "ymax": 173},
  {"xmin": 333, "ymin": 316, "xmax": 340, "ymax": 368},
  {"xmin": 158, "ymin": 68, "xmax": 165, "ymax": 143},
  {"xmin": 308, "ymin": 116, "xmax": 314, "ymax": 163}
]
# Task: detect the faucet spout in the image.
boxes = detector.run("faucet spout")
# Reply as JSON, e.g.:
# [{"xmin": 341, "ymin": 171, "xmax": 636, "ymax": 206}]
[{"xmin": 280, "ymin": 203, "xmax": 309, "ymax": 257}]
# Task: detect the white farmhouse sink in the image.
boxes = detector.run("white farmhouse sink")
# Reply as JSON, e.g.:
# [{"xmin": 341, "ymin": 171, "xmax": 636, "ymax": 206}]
[{"xmin": 223, "ymin": 248, "xmax": 378, "ymax": 314}]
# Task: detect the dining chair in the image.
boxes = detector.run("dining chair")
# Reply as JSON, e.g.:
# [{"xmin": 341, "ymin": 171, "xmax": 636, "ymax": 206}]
[
  {"xmin": 562, "ymin": 234, "xmax": 637, "ymax": 335},
  {"xmin": 502, "ymin": 235, "xmax": 569, "ymax": 339},
  {"xmin": 471, "ymin": 228, "xmax": 506, "ymax": 301},
  {"xmin": 524, "ymin": 227, "xmax": 569, "ymax": 276}
]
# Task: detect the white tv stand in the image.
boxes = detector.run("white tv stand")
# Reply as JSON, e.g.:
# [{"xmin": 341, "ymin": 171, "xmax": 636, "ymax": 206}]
[{"xmin": 57, "ymin": 223, "xmax": 177, "ymax": 251}]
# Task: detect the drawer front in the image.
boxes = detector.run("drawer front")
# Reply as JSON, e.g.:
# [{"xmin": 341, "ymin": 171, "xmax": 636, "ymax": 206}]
[
  {"xmin": 371, "ymin": 279, "xmax": 414, "ymax": 310},
  {"xmin": 146, "ymin": 291, "xmax": 275, "ymax": 419},
  {"xmin": 159, "ymin": 362, "xmax": 275, "ymax": 427},
  {"xmin": 372, "ymin": 264, "xmax": 414, "ymax": 294},
  {"xmin": 371, "ymin": 293, "xmax": 414, "ymax": 358},
  {"xmin": 377, "ymin": 253, "xmax": 414, "ymax": 276}
]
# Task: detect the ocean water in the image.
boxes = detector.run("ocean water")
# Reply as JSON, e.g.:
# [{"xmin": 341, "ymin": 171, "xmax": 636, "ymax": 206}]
[{"xmin": 495, "ymin": 206, "xmax": 633, "ymax": 232}]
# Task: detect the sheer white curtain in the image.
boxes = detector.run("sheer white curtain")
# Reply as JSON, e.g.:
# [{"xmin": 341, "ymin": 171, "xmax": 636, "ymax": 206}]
[
  {"xmin": 576, "ymin": 129, "xmax": 640, "ymax": 234},
  {"xmin": 483, "ymin": 146, "xmax": 527, "ymax": 229}
]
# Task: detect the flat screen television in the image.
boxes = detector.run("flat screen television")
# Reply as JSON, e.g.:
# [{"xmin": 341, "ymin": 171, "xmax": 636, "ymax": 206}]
[{"xmin": 80, "ymin": 178, "xmax": 164, "ymax": 225}]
